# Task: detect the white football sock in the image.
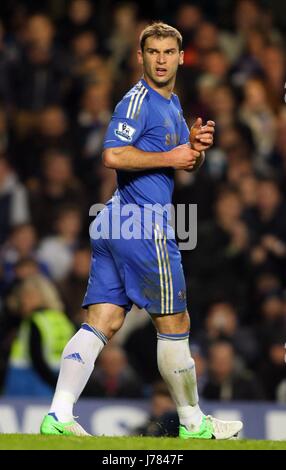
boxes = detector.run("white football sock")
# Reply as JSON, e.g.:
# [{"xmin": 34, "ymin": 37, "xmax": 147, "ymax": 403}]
[
  {"xmin": 157, "ymin": 333, "xmax": 203, "ymax": 432},
  {"xmin": 49, "ymin": 323, "xmax": 107, "ymax": 422}
]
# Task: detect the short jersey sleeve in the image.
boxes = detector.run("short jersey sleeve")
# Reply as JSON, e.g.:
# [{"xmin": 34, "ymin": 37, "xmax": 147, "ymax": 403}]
[{"xmin": 103, "ymin": 93, "xmax": 148, "ymax": 149}]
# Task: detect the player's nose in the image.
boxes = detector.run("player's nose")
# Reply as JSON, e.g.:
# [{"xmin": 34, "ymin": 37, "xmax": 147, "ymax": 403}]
[{"xmin": 156, "ymin": 53, "xmax": 166, "ymax": 64}]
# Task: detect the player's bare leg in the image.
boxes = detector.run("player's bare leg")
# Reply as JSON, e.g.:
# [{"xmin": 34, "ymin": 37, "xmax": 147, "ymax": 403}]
[
  {"xmin": 41, "ymin": 303, "xmax": 125, "ymax": 436},
  {"xmin": 153, "ymin": 310, "xmax": 190, "ymax": 333},
  {"xmin": 86, "ymin": 303, "xmax": 126, "ymax": 339},
  {"xmin": 153, "ymin": 311, "xmax": 243, "ymax": 439}
]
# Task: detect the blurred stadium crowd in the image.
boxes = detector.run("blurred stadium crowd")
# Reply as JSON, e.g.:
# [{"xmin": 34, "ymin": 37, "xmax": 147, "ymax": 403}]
[{"xmin": 0, "ymin": 0, "xmax": 286, "ymax": 415}]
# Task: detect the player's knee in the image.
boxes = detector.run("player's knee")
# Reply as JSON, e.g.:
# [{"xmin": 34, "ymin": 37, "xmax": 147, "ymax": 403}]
[
  {"xmin": 108, "ymin": 316, "xmax": 125, "ymax": 337},
  {"xmin": 154, "ymin": 310, "xmax": 190, "ymax": 334},
  {"xmin": 86, "ymin": 311, "xmax": 124, "ymax": 339}
]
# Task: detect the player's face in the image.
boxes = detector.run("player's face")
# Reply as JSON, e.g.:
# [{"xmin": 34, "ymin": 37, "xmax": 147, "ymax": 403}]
[{"xmin": 138, "ymin": 36, "xmax": 184, "ymax": 88}]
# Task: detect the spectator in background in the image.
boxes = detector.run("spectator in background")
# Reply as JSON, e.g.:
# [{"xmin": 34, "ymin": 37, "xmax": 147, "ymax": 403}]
[
  {"xmin": 254, "ymin": 271, "xmax": 283, "ymax": 303},
  {"xmin": 193, "ymin": 74, "xmax": 218, "ymax": 123},
  {"xmin": 208, "ymin": 84, "xmax": 238, "ymax": 129},
  {"xmin": 106, "ymin": 2, "xmax": 138, "ymax": 78},
  {"xmin": 67, "ymin": 52, "xmax": 112, "ymax": 117},
  {"xmin": 221, "ymin": 1, "xmax": 283, "ymax": 67},
  {"xmin": 37, "ymin": 205, "xmax": 83, "ymax": 281},
  {"xmin": 13, "ymin": 258, "xmax": 42, "ymax": 282},
  {"xmin": 173, "ymin": 5, "xmax": 204, "ymax": 111},
  {"xmin": 205, "ymin": 89, "xmax": 250, "ymax": 181},
  {"xmin": 114, "ymin": 19, "xmax": 149, "ymax": 100},
  {"xmin": 0, "ymin": 19, "xmax": 16, "ymax": 111},
  {"xmin": 196, "ymin": 302, "xmax": 259, "ymax": 368},
  {"xmin": 269, "ymin": 109, "xmax": 286, "ymax": 177},
  {"xmin": 70, "ymin": 29, "xmax": 99, "ymax": 65},
  {"xmin": 3, "ymin": 274, "xmax": 75, "ymax": 397},
  {"xmin": 217, "ymin": 123, "xmax": 255, "ymax": 170},
  {"xmin": 260, "ymin": 4, "xmax": 284, "ymax": 43},
  {"xmin": 1, "ymin": 258, "xmax": 43, "ymax": 313},
  {"xmin": 200, "ymin": 48, "xmax": 230, "ymax": 84},
  {"xmin": 230, "ymin": 27, "xmax": 267, "ymax": 85},
  {"xmin": 205, "ymin": 123, "xmax": 255, "ymax": 185},
  {"xmin": 0, "ymin": 223, "xmax": 48, "ymax": 287},
  {"xmin": 173, "ymin": 166, "xmax": 215, "ymax": 224},
  {"xmin": 261, "ymin": 45, "xmax": 286, "ymax": 104},
  {"xmin": 175, "ymin": 3, "xmax": 203, "ymax": 68},
  {"xmin": 0, "ymin": 257, "xmax": 44, "ymax": 388},
  {"xmin": 133, "ymin": 381, "xmax": 176, "ymax": 436},
  {"xmin": 81, "ymin": 49, "xmax": 111, "ymax": 82},
  {"xmin": 29, "ymin": 150, "xmax": 87, "ymax": 236},
  {"xmin": 190, "ymin": 343, "xmax": 208, "ymax": 395},
  {"xmin": 238, "ymin": 174, "xmax": 258, "ymax": 219},
  {"xmin": 57, "ymin": 244, "xmax": 91, "ymax": 325},
  {"xmin": 255, "ymin": 292, "xmax": 286, "ymax": 359},
  {"xmin": 221, "ymin": 0, "xmax": 265, "ymax": 64},
  {"xmin": 76, "ymin": 83, "xmax": 111, "ymax": 162},
  {"xmin": 57, "ymin": 0, "xmax": 100, "ymax": 47},
  {"xmin": 74, "ymin": 83, "xmax": 116, "ymax": 203},
  {"xmin": 258, "ymin": 342, "xmax": 286, "ymax": 401},
  {"xmin": 66, "ymin": 30, "xmax": 99, "ymax": 116},
  {"xmin": 0, "ymin": 155, "xmax": 30, "ymax": 244},
  {"xmin": 11, "ymin": 14, "xmax": 69, "ymax": 113},
  {"xmin": 195, "ymin": 22, "xmax": 221, "ymax": 57},
  {"xmin": 113, "ymin": 306, "xmax": 150, "ymax": 347},
  {"xmin": 191, "ymin": 48, "xmax": 230, "ymax": 118},
  {"xmin": 240, "ymin": 78, "xmax": 277, "ymax": 167},
  {"xmin": 248, "ymin": 178, "xmax": 286, "ymax": 279},
  {"xmin": 190, "ymin": 187, "xmax": 250, "ymax": 317},
  {"xmin": 202, "ymin": 341, "xmax": 264, "ymax": 401},
  {"xmin": 124, "ymin": 318, "xmax": 160, "ymax": 386},
  {"xmin": 15, "ymin": 105, "xmax": 74, "ymax": 180},
  {"xmin": 248, "ymin": 271, "xmax": 283, "ymax": 323},
  {"xmin": 85, "ymin": 343, "xmax": 143, "ymax": 398}
]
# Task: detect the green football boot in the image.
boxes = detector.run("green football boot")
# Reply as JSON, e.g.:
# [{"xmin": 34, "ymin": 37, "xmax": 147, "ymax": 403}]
[
  {"xmin": 179, "ymin": 415, "xmax": 243, "ymax": 440},
  {"xmin": 40, "ymin": 413, "xmax": 91, "ymax": 436}
]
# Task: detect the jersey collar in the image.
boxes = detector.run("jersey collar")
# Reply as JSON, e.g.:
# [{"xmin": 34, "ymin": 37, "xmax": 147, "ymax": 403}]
[{"xmin": 141, "ymin": 78, "xmax": 172, "ymax": 103}]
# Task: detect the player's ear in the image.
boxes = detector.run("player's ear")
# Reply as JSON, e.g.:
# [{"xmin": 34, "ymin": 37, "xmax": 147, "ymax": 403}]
[
  {"xmin": 179, "ymin": 51, "xmax": 184, "ymax": 65},
  {"xmin": 137, "ymin": 49, "xmax": 143, "ymax": 65}
]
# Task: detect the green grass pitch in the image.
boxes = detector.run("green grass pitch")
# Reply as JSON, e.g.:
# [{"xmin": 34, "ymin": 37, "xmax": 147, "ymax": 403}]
[{"xmin": 0, "ymin": 435, "xmax": 286, "ymax": 450}]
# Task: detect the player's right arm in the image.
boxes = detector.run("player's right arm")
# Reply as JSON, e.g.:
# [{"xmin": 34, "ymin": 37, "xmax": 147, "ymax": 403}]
[
  {"xmin": 102, "ymin": 90, "xmax": 200, "ymax": 171},
  {"xmin": 103, "ymin": 144, "xmax": 200, "ymax": 171}
]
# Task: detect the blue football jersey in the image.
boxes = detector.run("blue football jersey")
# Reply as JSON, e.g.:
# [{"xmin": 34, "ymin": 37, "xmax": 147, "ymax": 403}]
[{"xmin": 104, "ymin": 78, "xmax": 189, "ymax": 207}]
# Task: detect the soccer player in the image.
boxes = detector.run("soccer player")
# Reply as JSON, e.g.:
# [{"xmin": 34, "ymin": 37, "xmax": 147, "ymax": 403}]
[{"xmin": 41, "ymin": 22, "xmax": 243, "ymax": 439}]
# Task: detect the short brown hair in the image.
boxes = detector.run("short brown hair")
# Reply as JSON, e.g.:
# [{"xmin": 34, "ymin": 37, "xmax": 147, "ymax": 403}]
[{"xmin": 139, "ymin": 22, "xmax": 183, "ymax": 52}]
